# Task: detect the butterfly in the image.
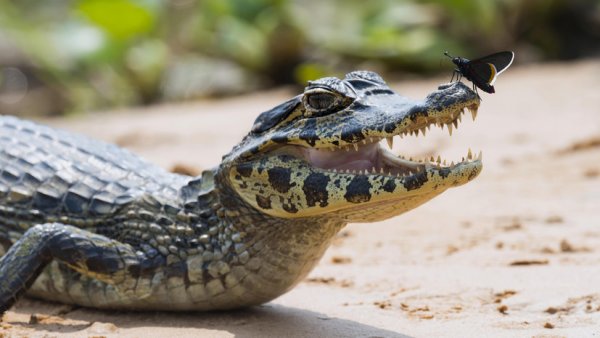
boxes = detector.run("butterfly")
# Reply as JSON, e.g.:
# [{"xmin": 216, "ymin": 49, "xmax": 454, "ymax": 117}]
[{"xmin": 445, "ymin": 51, "xmax": 514, "ymax": 94}]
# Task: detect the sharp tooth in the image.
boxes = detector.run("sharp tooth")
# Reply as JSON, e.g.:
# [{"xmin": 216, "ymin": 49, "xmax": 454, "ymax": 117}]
[
  {"xmin": 451, "ymin": 161, "xmax": 455, "ymax": 166},
  {"xmin": 467, "ymin": 148, "xmax": 473, "ymax": 160},
  {"xmin": 370, "ymin": 137, "xmax": 375, "ymax": 143},
  {"xmin": 453, "ymin": 120, "xmax": 458, "ymax": 129},
  {"xmin": 443, "ymin": 160, "xmax": 447, "ymax": 166},
  {"xmin": 359, "ymin": 170, "xmax": 363, "ymax": 175},
  {"xmin": 421, "ymin": 128, "xmax": 427, "ymax": 136},
  {"xmin": 462, "ymin": 157, "xmax": 465, "ymax": 162},
  {"xmin": 345, "ymin": 169, "xmax": 350, "ymax": 174},
  {"xmin": 470, "ymin": 108, "xmax": 478, "ymax": 121},
  {"xmin": 362, "ymin": 140, "xmax": 367, "ymax": 145},
  {"xmin": 478, "ymin": 150, "xmax": 483, "ymax": 160},
  {"xmin": 386, "ymin": 137, "xmax": 394, "ymax": 149},
  {"xmin": 430, "ymin": 156, "xmax": 435, "ymax": 162},
  {"xmin": 352, "ymin": 170, "xmax": 356, "ymax": 174},
  {"xmin": 333, "ymin": 168, "xmax": 337, "ymax": 173},
  {"xmin": 447, "ymin": 123, "xmax": 453, "ymax": 136},
  {"xmin": 345, "ymin": 147, "xmax": 350, "ymax": 152},
  {"xmin": 380, "ymin": 168, "xmax": 384, "ymax": 174},
  {"xmin": 409, "ymin": 157, "xmax": 413, "ymax": 162},
  {"xmin": 372, "ymin": 167, "xmax": 376, "ymax": 174},
  {"xmin": 353, "ymin": 144, "xmax": 359, "ymax": 151},
  {"xmin": 436, "ymin": 155, "xmax": 441, "ymax": 164}
]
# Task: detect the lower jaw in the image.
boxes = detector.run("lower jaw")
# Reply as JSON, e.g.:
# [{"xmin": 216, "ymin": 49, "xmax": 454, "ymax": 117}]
[
  {"xmin": 314, "ymin": 160, "xmax": 482, "ymax": 222},
  {"xmin": 332, "ymin": 188, "xmax": 449, "ymax": 223}
]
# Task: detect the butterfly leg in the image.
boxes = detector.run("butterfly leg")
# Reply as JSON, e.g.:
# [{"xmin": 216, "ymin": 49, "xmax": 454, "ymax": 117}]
[{"xmin": 472, "ymin": 84, "xmax": 482, "ymax": 99}]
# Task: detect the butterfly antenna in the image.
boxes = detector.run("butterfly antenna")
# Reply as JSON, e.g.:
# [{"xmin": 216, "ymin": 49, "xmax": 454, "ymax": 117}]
[{"xmin": 444, "ymin": 51, "xmax": 453, "ymax": 59}]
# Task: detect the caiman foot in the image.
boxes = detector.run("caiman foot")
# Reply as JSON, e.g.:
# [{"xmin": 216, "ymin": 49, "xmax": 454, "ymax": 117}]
[{"xmin": 0, "ymin": 223, "xmax": 153, "ymax": 313}]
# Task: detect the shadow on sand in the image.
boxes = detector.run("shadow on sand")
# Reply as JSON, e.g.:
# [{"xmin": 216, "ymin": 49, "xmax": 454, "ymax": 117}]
[{"xmin": 7, "ymin": 298, "xmax": 411, "ymax": 337}]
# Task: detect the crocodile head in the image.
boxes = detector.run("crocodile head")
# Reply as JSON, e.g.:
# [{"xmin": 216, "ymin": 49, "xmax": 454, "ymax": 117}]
[{"xmin": 221, "ymin": 71, "xmax": 481, "ymax": 222}]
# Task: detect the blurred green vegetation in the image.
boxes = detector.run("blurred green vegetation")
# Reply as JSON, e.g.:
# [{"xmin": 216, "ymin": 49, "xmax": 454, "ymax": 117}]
[{"xmin": 0, "ymin": 0, "xmax": 598, "ymax": 115}]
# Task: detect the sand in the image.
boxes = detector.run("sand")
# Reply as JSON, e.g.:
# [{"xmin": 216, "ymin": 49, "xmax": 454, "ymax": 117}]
[{"xmin": 1, "ymin": 59, "xmax": 599, "ymax": 337}]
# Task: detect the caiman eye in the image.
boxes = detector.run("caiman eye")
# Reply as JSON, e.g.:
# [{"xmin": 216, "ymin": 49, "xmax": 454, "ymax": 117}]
[
  {"xmin": 307, "ymin": 93, "xmax": 335, "ymax": 110},
  {"xmin": 303, "ymin": 90, "xmax": 337, "ymax": 112}
]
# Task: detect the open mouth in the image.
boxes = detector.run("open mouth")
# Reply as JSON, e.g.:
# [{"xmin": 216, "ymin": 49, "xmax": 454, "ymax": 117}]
[{"xmin": 302, "ymin": 101, "xmax": 482, "ymax": 179}]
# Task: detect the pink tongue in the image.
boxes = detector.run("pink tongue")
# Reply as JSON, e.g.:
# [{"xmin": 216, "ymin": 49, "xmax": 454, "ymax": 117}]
[{"xmin": 305, "ymin": 143, "xmax": 379, "ymax": 171}]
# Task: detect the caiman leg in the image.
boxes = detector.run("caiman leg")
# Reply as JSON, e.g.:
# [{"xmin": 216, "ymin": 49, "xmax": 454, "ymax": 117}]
[{"xmin": 0, "ymin": 223, "xmax": 147, "ymax": 313}]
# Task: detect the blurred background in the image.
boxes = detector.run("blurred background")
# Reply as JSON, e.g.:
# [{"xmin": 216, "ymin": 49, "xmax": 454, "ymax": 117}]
[{"xmin": 0, "ymin": 0, "xmax": 599, "ymax": 116}]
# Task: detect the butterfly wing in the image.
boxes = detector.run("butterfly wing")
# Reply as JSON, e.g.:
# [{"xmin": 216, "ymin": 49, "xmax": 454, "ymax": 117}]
[
  {"xmin": 466, "ymin": 51, "xmax": 514, "ymax": 88},
  {"xmin": 471, "ymin": 51, "xmax": 514, "ymax": 75},
  {"xmin": 467, "ymin": 61, "xmax": 498, "ymax": 86}
]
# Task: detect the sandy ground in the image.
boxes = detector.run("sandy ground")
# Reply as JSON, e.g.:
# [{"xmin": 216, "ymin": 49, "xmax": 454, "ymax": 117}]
[{"xmin": 1, "ymin": 60, "xmax": 600, "ymax": 338}]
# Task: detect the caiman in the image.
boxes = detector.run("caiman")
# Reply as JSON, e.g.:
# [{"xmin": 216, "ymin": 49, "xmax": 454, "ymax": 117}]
[{"xmin": 0, "ymin": 71, "xmax": 481, "ymax": 312}]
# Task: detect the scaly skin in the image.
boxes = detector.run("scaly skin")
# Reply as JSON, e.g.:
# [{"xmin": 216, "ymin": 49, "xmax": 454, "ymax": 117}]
[{"xmin": 0, "ymin": 71, "xmax": 481, "ymax": 312}]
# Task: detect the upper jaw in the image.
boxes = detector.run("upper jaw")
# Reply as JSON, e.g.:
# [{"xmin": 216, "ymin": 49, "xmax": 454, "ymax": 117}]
[
  {"xmin": 289, "ymin": 81, "xmax": 482, "ymax": 181},
  {"xmin": 293, "ymin": 81, "xmax": 480, "ymax": 151}
]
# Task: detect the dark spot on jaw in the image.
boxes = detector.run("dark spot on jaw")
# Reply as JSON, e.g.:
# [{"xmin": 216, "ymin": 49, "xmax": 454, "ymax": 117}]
[
  {"xmin": 299, "ymin": 118, "xmax": 318, "ymax": 146},
  {"xmin": 333, "ymin": 179, "xmax": 341, "ymax": 188},
  {"xmin": 303, "ymin": 172, "xmax": 330, "ymax": 207},
  {"xmin": 236, "ymin": 164, "xmax": 253, "ymax": 178},
  {"xmin": 249, "ymin": 146, "xmax": 260, "ymax": 154},
  {"xmin": 267, "ymin": 167, "xmax": 295, "ymax": 193},
  {"xmin": 272, "ymin": 135, "xmax": 288, "ymax": 144},
  {"xmin": 438, "ymin": 168, "xmax": 452, "ymax": 178},
  {"xmin": 407, "ymin": 106, "xmax": 427, "ymax": 122},
  {"xmin": 340, "ymin": 126, "xmax": 365, "ymax": 144},
  {"xmin": 282, "ymin": 202, "xmax": 298, "ymax": 213},
  {"xmin": 382, "ymin": 179, "xmax": 396, "ymax": 193},
  {"xmin": 256, "ymin": 195, "xmax": 272, "ymax": 209},
  {"xmin": 344, "ymin": 176, "xmax": 371, "ymax": 203},
  {"xmin": 384, "ymin": 122, "xmax": 396, "ymax": 134},
  {"xmin": 403, "ymin": 172, "xmax": 428, "ymax": 191}
]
